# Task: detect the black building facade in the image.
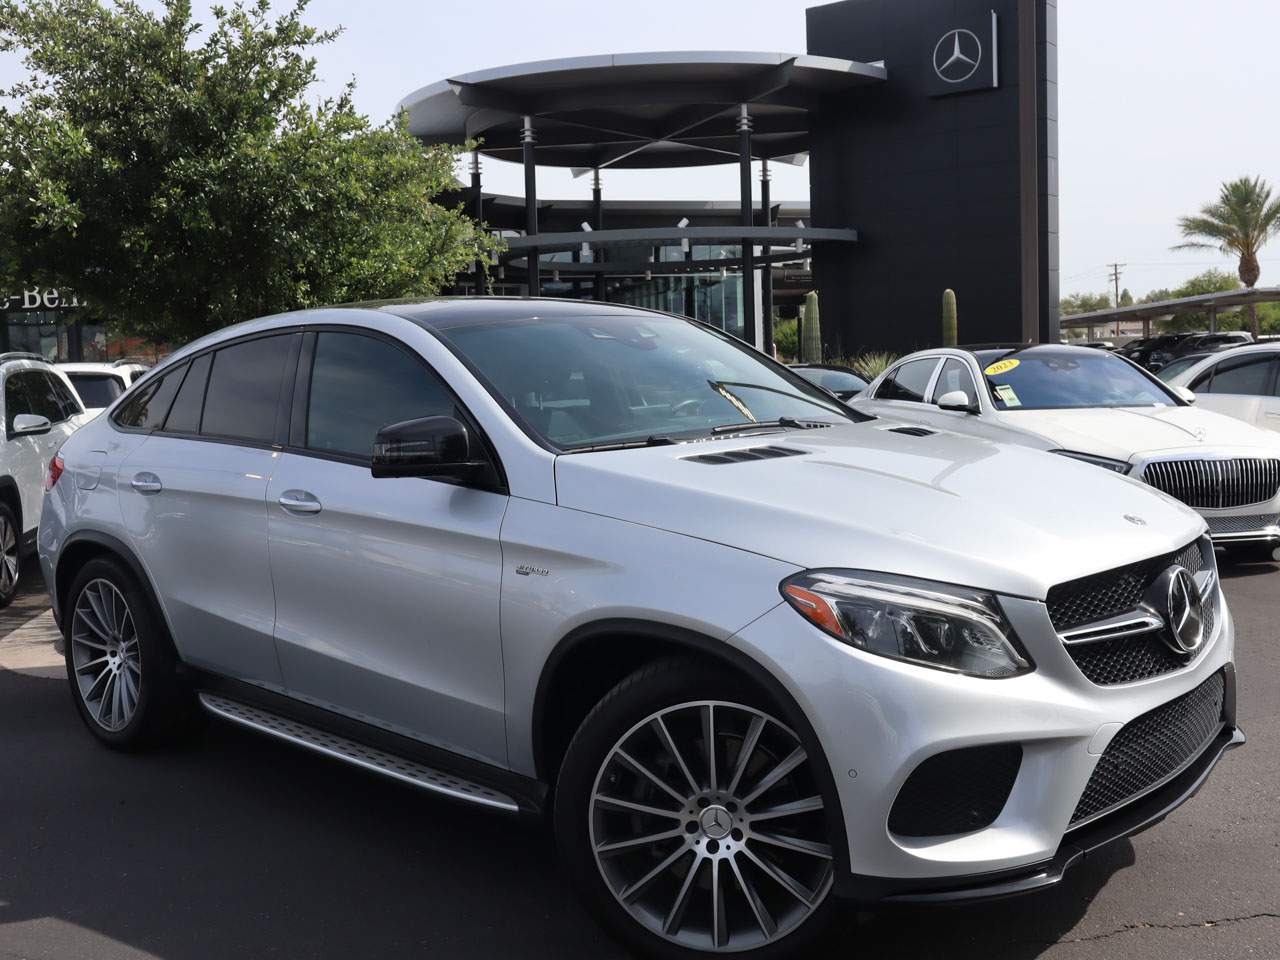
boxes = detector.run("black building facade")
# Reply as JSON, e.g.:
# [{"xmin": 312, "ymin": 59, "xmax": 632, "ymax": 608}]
[{"xmin": 806, "ymin": 0, "xmax": 1058, "ymax": 355}]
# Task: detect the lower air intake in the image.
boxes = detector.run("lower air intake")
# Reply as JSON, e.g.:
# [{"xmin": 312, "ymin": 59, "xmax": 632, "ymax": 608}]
[{"xmin": 888, "ymin": 743, "xmax": 1022, "ymax": 837}]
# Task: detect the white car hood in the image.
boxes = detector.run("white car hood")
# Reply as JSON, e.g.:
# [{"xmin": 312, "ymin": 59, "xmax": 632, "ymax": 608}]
[
  {"xmin": 554, "ymin": 422, "xmax": 1205, "ymax": 600},
  {"xmin": 995, "ymin": 405, "xmax": 1280, "ymax": 461}
]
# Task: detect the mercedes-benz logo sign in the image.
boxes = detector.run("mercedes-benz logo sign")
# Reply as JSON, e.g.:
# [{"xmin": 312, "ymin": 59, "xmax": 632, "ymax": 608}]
[
  {"xmin": 933, "ymin": 28, "xmax": 982, "ymax": 83},
  {"xmin": 1163, "ymin": 566, "xmax": 1204, "ymax": 656}
]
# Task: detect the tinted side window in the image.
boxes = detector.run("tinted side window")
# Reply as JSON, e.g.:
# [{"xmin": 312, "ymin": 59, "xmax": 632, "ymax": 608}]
[
  {"xmin": 306, "ymin": 332, "xmax": 456, "ymax": 459},
  {"xmin": 114, "ymin": 364, "xmax": 187, "ymax": 430},
  {"xmin": 875, "ymin": 359, "xmax": 937, "ymax": 402},
  {"xmin": 23, "ymin": 371, "xmax": 69, "ymax": 423},
  {"xmin": 199, "ymin": 336, "xmax": 292, "ymax": 443},
  {"xmin": 935, "ymin": 358, "xmax": 979, "ymax": 406},
  {"xmin": 4, "ymin": 372, "xmax": 34, "ymax": 433},
  {"xmin": 1204, "ymin": 356, "xmax": 1273, "ymax": 396},
  {"xmin": 164, "ymin": 354, "xmax": 211, "ymax": 434}
]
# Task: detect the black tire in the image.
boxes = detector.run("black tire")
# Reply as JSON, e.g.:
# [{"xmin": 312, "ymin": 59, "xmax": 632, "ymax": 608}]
[
  {"xmin": 555, "ymin": 657, "xmax": 839, "ymax": 960},
  {"xmin": 62, "ymin": 556, "xmax": 200, "ymax": 749},
  {"xmin": 0, "ymin": 501, "xmax": 21, "ymax": 609}
]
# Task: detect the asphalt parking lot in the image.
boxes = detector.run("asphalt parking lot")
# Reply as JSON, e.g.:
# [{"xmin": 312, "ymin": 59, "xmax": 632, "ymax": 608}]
[{"xmin": 1, "ymin": 562, "xmax": 1277, "ymax": 960}]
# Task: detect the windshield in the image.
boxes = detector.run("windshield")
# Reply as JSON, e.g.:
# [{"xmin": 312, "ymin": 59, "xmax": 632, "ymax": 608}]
[
  {"xmin": 434, "ymin": 312, "xmax": 856, "ymax": 450},
  {"xmin": 68, "ymin": 373, "xmax": 125, "ymax": 408},
  {"xmin": 981, "ymin": 350, "xmax": 1177, "ymax": 410}
]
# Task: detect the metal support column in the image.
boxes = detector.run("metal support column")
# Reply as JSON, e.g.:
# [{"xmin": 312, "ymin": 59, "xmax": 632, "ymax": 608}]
[
  {"xmin": 522, "ymin": 116, "xmax": 540, "ymax": 296},
  {"xmin": 1208, "ymin": 305, "xmax": 1218, "ymax": 333},
  {"xmin": 737, "ymin": 105, "xmax": 756, "ymax": 346},
  {"xmin": 470, "ymin": 152, "xmax": 486, "ymax": 295},
  {"xmin": 592, "ymin": 168, "xmax": 605, "ymax": 302},
  {"xmin": 760, "ymin": 158, "xmax": 774, "ymax": 355}
]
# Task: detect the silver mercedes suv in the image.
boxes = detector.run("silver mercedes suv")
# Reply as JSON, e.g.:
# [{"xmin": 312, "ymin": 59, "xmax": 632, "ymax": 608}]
[{"xmin": 40, "ymin": 299, "xmax": 1243, "ymax": 959}]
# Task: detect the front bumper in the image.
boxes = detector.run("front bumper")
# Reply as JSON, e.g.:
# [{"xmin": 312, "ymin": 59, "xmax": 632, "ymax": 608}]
[
  {"xmin": 728, "ymin": 584, "xmax": 1238, "ymax": 893},
  {"xmin": 1202, "ymin": 512, "xmax": 1280, "ymax": 544}
]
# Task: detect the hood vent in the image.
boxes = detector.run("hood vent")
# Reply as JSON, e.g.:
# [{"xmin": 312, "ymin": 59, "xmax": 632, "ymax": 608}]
[
  {"xmin": 684, "ymin": 445, "xmax": 807, "ymax": 466},
  {"xmin": 888, "ymin": 426, "xmax": 937, "ymax": 438}
]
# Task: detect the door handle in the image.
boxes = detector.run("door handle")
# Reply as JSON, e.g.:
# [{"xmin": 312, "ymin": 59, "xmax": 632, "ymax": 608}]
[
  {"xmin": 277, "ymin": 490, "xmax": 322, "ymax": 514},
  {"xmin": 131, "ymin": 472, "xmax": 162, "ymax": 494},
  {"xmin": 1266, "ymin": 411, "xmax": 1280, "ymax": 418}
]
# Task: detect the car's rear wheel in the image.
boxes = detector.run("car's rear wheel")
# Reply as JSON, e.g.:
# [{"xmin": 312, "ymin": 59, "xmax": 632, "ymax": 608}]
[
  {"xmin": 0, "ymin": 503, "xmax": 21, "ymax": 608},
  {"xmin": 64, "ymin": 557, "xmax": 199, "ymax": 748},
  {"xmin": 556, "ymin": 658, "xmax": 837, "ymax": 959}
]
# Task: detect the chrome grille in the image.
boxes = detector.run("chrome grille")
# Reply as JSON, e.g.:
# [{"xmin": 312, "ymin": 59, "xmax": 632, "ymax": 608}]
[
  {"xmin": 1142, "ymin": 458, "xmax": 1280, "ymax": 509},
  {"xmin": 1046, "ymin": 538, "xmax": 1203, "ymax": 631}
]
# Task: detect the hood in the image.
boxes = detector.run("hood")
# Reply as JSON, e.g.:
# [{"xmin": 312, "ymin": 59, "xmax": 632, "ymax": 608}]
[
  {"xmin": 995, "ymin": 405, "xmax": 1280, "ymax": 461},
  {"xmin": 553, "ymin": 422, "xmax": 1205, "ymax": 600}
]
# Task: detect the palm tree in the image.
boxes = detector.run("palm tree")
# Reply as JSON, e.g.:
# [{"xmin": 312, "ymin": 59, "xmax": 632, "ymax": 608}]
[{"xmin": 1174, "ymin": 176, "xmax": 1280, "ymax": 337}]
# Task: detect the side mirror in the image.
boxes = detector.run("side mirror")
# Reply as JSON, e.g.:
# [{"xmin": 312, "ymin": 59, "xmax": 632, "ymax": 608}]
[
  {"xmin": 936, "ymin": 390, "xmax": 978, "ymax": 414},
  {"xmin": 371, "ymin": 416, "xmax": 487, "ymax": 481},
  {"xmin": 1175, "ymin": 386, "xmax": 1197, "ymax": 405},
  {"xmin": 11, "ymin": 413, "xmax": 52, "ymax": 437}
]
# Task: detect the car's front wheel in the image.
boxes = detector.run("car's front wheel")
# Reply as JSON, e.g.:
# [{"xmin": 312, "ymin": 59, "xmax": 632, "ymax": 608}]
[
  {"xmin": 64, "ymin": 557, "xmax": 199, "ymax": 748},
  {"xmin": 556, "ymin": 658, "xmax": 837, "ymax": 959},
  {"xmin": 0, "ymin": 502, "xmax": 22, "ymax": 608}
]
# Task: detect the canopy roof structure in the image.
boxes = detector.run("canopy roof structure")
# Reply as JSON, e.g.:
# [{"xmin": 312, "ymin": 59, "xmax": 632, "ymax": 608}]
[
  {"xmin": 398, "ymin": 51, "xmax": 886, "ymax": 170},
  {"xmin": 1060, "ymin": 286, "xmax": 1280, "ymax": 333}
]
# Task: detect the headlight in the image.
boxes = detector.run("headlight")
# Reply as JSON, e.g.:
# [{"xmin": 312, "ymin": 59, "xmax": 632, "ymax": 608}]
[
  {"xmin": 1051, "ymin": 450, "xmax": 1130, "ymax": 474},
  {"xmin": 780, "ymin": 571, "xmax": 1033, "ymax": 678}
]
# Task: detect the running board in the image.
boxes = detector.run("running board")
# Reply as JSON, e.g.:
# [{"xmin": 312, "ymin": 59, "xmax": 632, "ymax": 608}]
[{"xmin": 198, "ymin": 692, "xmax": 519, "ymax": 813}]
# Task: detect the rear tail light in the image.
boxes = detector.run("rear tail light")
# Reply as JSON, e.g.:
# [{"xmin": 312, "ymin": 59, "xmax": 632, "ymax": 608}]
[{"xmin": 46, "ymin": 454, "xmax": 64, "ymax": 491}]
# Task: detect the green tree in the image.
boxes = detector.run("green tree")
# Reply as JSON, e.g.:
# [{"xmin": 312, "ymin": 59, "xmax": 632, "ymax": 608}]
[
  {"xmin": 1174, "ymin": 176, "xmax": 1280, "ymax": 337},
  {"xmin": 1059, "ymin": 291, "xmax": 1113, "ymax": 315},
  {"xmin": 1118, "ymin": 287, "xmax": 1134, "ymax": 307},
  {"xmin": 0, "ymin": 0, "xmax": 496, "ymax": 345}
]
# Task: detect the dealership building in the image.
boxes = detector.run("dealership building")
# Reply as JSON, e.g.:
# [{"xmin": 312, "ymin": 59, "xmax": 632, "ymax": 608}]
[
  {"xmin": 401, "ymin": 0, "xmax": 1059, "ymax": 355},
  {"xmin": 14, "ymin": 0, "xmax": 1057, "ymax": 360}
]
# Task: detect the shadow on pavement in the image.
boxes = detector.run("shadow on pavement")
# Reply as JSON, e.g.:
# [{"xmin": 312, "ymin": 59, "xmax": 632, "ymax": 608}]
[{"xmin": 0, "ymin": 666, "xmax": 1129, "ymax": 960}]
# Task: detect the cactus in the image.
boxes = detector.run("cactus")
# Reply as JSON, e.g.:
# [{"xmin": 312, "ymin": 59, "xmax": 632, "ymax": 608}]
[
  {"xmin": 801, "ymin": 290, "xmax": 822, "ymax": 363},
  {"xmin": 942, "ymin": 288, "xmax": 957, "ymax": 347}
]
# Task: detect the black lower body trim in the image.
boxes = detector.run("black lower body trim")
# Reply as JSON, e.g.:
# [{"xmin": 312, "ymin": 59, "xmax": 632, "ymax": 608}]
[
  {"xmin": 837, "ymin": 723, "xmax": 1244, "ymax": 904},
  {"xmin": 188, "ymin": 670, "xmax": 548, "ymax": 818}
]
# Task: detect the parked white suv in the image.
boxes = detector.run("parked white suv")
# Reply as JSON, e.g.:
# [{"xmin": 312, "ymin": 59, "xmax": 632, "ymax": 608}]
[
  {"xmin": 40, "ymin": 302, "xmax": 1241, "ymax": 958},
  {"xmin": 1162, "ymin": 342, "xmax": 1280, "ymax": 434},
  {"xmin": 0, "ymin": 353, "xmax": 86, "ymax": 605},
  {"xmin": 854, "ymin": 344, "xmax": 1280, "ymax": 557}
]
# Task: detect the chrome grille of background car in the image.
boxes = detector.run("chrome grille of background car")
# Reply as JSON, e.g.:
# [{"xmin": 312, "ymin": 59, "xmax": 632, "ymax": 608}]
[
  {"xmin": 1069, "ymin": 670, "xmax": 1225, "ymax": 826},
  {"xmin": 1046, "ymin": 539, "xmax": 1211, "ymax": 686},
  {"xmin": 1141, "ymin": 458, "xmax": 1280, "ymax": 509}
]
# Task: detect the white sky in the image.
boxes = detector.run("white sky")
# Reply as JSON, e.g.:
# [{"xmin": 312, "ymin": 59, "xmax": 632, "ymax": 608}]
[{"xmin": 5, "ymin": 0, "xmax": 1280, "ymax": 299}]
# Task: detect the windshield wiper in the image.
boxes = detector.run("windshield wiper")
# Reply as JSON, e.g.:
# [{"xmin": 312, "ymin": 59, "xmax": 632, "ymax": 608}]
[
  {"xmin": 562, "ymin": 436, "xmax": 679, "ymax": 454},
  {"xmin": 710, "ymin": 417, "xmax": 830, "ymax": 435}
]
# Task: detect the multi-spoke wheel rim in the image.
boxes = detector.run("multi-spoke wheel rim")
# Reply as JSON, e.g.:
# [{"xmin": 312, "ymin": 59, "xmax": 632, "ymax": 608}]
[
  {"xmin": 70, "ymin": 579, "xmax": 141, "ymax": 732},
  {"xmin": 0, "ymin": 515, "xmax": 17, "ymax": 595},
  {"xmin": 589, "ymin": 701, "xmax": 833, "ymax": 953}
]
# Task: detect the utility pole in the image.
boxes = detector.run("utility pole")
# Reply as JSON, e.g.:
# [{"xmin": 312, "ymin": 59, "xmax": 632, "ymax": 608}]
[
  {"xmin": 1107, "ymin": 263, "xmax": 1125, "ymax": 307},
  {"xmin": 1107, "ymin": 263, "xmax": 1126, "ymax": 339}
]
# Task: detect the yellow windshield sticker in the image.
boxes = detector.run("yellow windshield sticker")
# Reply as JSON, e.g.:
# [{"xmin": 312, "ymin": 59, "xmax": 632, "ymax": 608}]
[
  {"xmin": 984, "ymin": 358, "xmax": 1021, "ymax": 376},
  {"xmin": 994, "ymin": 384, "xmax": 1022, "ymax": 407}
]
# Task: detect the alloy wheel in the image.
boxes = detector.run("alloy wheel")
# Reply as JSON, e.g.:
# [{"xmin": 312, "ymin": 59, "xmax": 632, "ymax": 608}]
[
  {"xmin": 589, "ymin": 701, "xmax": 833, "ymax": 953},
  {"xmin": 70, "ymin": 579, "xmax": 142, "ymax": 732},
  {"xmin": 0, "ymin": 515, "xmax": 17, "ymax": 594}
]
